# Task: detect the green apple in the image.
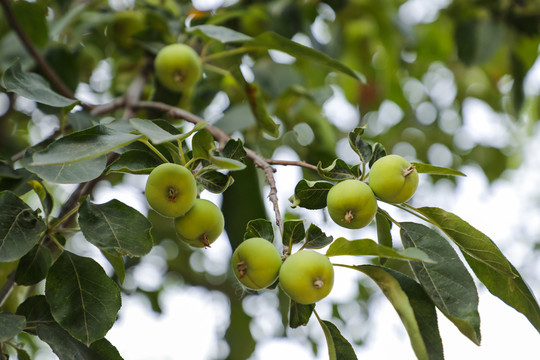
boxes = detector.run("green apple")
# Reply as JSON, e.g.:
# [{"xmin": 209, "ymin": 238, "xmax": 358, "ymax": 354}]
[
  {"xmin": 326, "ymin": 179, "xmax": 377, "ymax": 229},
  {"xmin": 110, "ymin": 11, "xmax": 146, "ymax": 50},
  {"xmin": 232, "ymin": 237, "xmax": 282, "ymax": 290},
  {"xmin": 145, "ymin": 163, "xmax": 197, "ymax": 218},
  {"xmin": 154, "ymin": 43, "xmax": 202, "ymax": 92},
  {"xmin": 279, "ymin": 250, "xmax": 334, "ymax": 305},
  {"xmin": 174, "ymin": 199, "xmax": 224, "ymax": 248},
  {"xmin": 368, "ymin": 154, "xmax": 419, "ymax": 204}
]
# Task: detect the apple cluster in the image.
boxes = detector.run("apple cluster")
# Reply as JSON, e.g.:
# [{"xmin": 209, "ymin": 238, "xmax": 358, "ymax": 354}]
[
  {"xmin": 230, "ymin": 154, "xmax": 419, "ymax": 306},
  {"xmin": 145, "ymin": 163, "xmax": 224, "ymax": 248}
]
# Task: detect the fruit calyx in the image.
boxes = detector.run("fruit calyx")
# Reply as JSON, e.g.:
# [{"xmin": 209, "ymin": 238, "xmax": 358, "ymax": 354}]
[
  {"xmin": 174, "ymin": 71, "xmax": 184, "ymax": 85},
  {"xmin": 343, "ymin": 210, "xmax": 355, "ymax": 223},
  {"xmin": 236, "ymin": 261, "xmax": 248, "ymax": 278},
  {"xmin": 403, "ymin": 164, "xmax": 416, "ymax": 177},
  {"xmin": 313, "ymin": 278, "xmax": 324, "ymax": 289},
  {"xmin": 199, "ymin": 233, "xmax": 211, "ymax": 248},
  {"xmin": 167, "ymin": 186, "xmax": 178, "ymax": 202}
]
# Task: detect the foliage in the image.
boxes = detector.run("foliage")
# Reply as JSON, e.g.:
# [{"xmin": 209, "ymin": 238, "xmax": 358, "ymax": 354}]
[{"xmin": 1, "ymin": 0, "xmax": 539, "ymax": 359}]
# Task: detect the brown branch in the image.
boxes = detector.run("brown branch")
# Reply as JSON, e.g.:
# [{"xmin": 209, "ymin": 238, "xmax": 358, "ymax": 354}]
[
  {"xmin": 265, "ymin": 159, "xmax": 318, "ymax": 172},
  {"xmin": 0, "ymin": 0, "xmax": 78, "ymax": 102},
  {"xmin": 131, "ymin": 100, "xmax": 285, "ymax": 235}
]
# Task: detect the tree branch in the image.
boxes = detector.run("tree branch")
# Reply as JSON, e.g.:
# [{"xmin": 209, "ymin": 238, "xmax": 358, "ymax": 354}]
[
  {"xmin": 0, "ymin": 0, "xmax": 83, "ymax": 105},
  {"xmin": 131, "ymin": 100, "xmax": 285, "ymax": 235},
  {"xmin": 265, "ymin": 159, "xmax": 318, "ymax": 172}
]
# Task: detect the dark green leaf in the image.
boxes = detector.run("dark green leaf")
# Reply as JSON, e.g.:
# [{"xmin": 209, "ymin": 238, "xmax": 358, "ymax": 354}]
[
  {"xmin": 221, "ymin": 139, "xmax": 247, "ymax": 162},
  {"xmin": 348, "ymin": 265, "xmax": 443, "ymax": 360},
  {"xmin": 418, "ymin": 207, "xmax": 516, "ymax": 277},
  {"xmin": 45, "ymin": 251, "xmax": 122, "ymax": 345},
  {"xmin": 244, "ymin": 219, "xmax": 274, "ymax": 242},
  {"xmin": 326, "ymin": 237, "xmax": 433, "ymax": 263},
  {"xmin": 317, "ymin": 159, "xmax": 356, "ymax": 181},
  {"xmin": 455, "ymin": 19, "xmax": 504, "ymax": 66},
  {"xmin": 101, "ymin": 251, "xmax": 126, "ymax": 285},
  {"xmin": 288, "ymin": 301, "xmax": 314, "ymax": 328},
  {"xmin": 30, "ymin": 125, "xmax": 140, "ymax": 166},
  {"xmin": 107, "ymin": 150, "xmax": 162, "ymax": 174},
  {"xmin": 376, "ymin": 211, "xmax": 393, "ymax": 265},
  {"xmin": 196, "ymin": 170, "xmax": 235, "ymax": 193},
  {"xmin": 22, "ymin": 142, "xmax": 107, "ymax": 184},
  {"xmin": 369, "ymin": 143, "xmax": 387, "ymax": 167},
  {"xmin": 0, "ymin": 312, "xmax": 26, "ymax": 342},
  {"xmin": 288, "ymin": 180, "xmax": 333, "ymax": 210},
  {"xmin": 12, "ymin": 1, "xmax": 48, "ymax": 47},
  {"xmin": 16, "ymin": 348, "xmax": 31, "ymax": 360},
  {"xmin": 282, "ymin": 220, "xmax": 305, "ymax": 247},
  {"xmin": 317, "ymin": 319, "xmax": 357, "ymax": 360},
  {"xmin": 348, "ymin": 127, "xmax": 372, "ymax": 164},
  {"xmin": 16, "ymin": 295, "xmax": 54, "ymax": 326},
  {"xmin": 15, "ymin": 244, "xmax": 52, "ymax": 285},
  {"xmin": 78, "ymin": 198, "xmax": 153, "ymax": 257},
  {"xmin": 400, "ymin": 222, "xmax": 481, "ymax": 345},
  {"xmin": 66, "ymin": 111, "xmax": 96, "ymax": 131},
  {"xmin": 251, "ymin": 32, "xmax": 365, "ymax": 82},
  {"xmin": 0, "ymin": 191, "xmax": 46, "ymax": 262},
  {"xmin": 305, "ymin": 224, "xmax": 333, "ymax": 249},
  {"xmin": 412, "ymin": 163, "xmax": 466, "ymax": 177},
  {"xmin": 0, "ymin": 167, "xmax": 38, "ymax": 196},
  {"xmin": 1, "ymin": 61, "xmax": 75, "ymax": 107},
  {"xmin": 189, "ymin": 24, "xmax": 252, "ymax": 43}
]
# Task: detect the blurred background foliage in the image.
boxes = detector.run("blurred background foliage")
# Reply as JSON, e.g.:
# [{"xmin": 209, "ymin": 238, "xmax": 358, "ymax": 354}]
[{"xmin": 1, "ymin": 0, "xmax": 539, "ymax": 358}]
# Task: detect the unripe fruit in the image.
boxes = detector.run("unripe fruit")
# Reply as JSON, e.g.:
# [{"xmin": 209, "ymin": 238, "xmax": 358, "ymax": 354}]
[
  {"xmin": 326, "ymin": 179, "xmax": 377, "ymax": 229},
  {"xmin": 154, "ymin": 44, "xmax": 202, "ymax": 92},
  {"xmin": 110, "ymin": 11, "xmax": 146, "ymax": 50},
  {"xmin": 174, "ymin": 199, "xmax": 224, "ymax": 248},
  {"xmin": 145, "ymin": 163, "xmax": 197, "ymax": 218},
  {"xmin": 368, "ymin": 154, "xmax": 419, "ymax": 204},
  {"xmin": 279, "ymin": 250, "xmax": 334, "ymax": 305},
  {"xmin": 232, "ymin": 237, "xmax": 282, "ymax": 290}
]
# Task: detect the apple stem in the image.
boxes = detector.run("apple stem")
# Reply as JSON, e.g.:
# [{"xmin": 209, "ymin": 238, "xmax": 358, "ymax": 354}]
[
  {"xmin": 343, "ymin": 210, "xmax": 355, "ymax": 223},
  {"xmin": 403, "ymin": 164, "xmax": 416, "ymax": 177},
  {"xmin": 236, "ymin": 261, "xmax": 248, "ymax": 278},
  {"xmin": 313, "ymin": 278, "xmax": 324, "ymax": 289}
]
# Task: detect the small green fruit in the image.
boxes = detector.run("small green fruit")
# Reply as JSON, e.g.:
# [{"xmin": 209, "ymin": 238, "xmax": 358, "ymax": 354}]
[
  {"xmin": 174, "ymin": 199, "xmax": 224, "ymax": 248},
  {"xmin": 327, "ymin": 179, "xmax": 377, "ymax": 229},
  {"xmin": 145, "ymin": 163, "xmax": 197, "ymax": 218},
  {"xmin": 232, "ymin": 237, "xmax": 282, "ymax": 290},
  {"xmin": 368, "ymin": 154, "xmax": 419, "ymax": 204},
  {"xmin": 154, "ymin": 43, "xmax": 202, "ymax": 92},
  {"xmin": 279, "ymin": 250, "xmax": 334, "ymax": 305}
]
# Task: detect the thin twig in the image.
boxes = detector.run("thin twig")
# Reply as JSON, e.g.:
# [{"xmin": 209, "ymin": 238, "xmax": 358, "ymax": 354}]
[
  {"xmin": 265, "ymin": 159, "xmax": 318, "ymax": 172},
  {"xmin": 0, "ymin": 0, "xmax": 79, "ymax": 103},
  {"xmin": 131, "ymin": 100, "xmax": 285, "ymax": 235}
]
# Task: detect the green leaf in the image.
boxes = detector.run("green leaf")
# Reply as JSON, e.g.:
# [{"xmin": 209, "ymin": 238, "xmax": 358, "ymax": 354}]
[
  {"xmin": 348, "ymin": 127, "xmax": 372, "ymax": 165},
  {"xmin": 101, "ymin": 251, "xmax": 126, "ymax": 285},
  {"xmin": 15, "ymin": 244, "xmax": 53, "ymax": 285},
  {"xmin": 244, "ymin": 218, "xmax": 274, "ymax": 242},
  {"xmin": 412, "ymin": 163, "xmax": 466, "ymax": 177},
  {"xmin": 282, "ymin": 220, "xmax": 305, "ymax": 247},
  {"xmin": 251, "ymin": 32, "xmax": 365, "ymax": 82},
  {"xmin": 417, "ymin": 207, "xmax": 516, "ymax": 277},
  {"xmin": 326, "ymin": 237, "xmax": 433, "ymax": 263},
  {"xmin": 27, "ymin": 180, "xmax": 53, "ymax": 216},
  {"xmin": 233, "ymin": 67, "xmax": 280, "ymax": 137},
  {"xmin": 221, "ymin": 139, "xmax": 247, "ymax": 162},
  {"xmin": 208, "ymin": 155, "xmax": 247, "ymax": 171},
  {"xmin": 375, "ymin": 211, "xmax": 393, "ymax": 265},
  {"xmin": 30, "ymin": 125, "xmax": 141, "ymax": 166},
  {"xmin": 191, "ymin": 128, "xmax": 216, "ymax": 160},
  {"xmin": 348, "ymin": 265, "xmax": 443, "ymax": 360},
  {"xmin": 0, "ymin": 167, "xmax": 38, "ymax": 196},
  {"xmin": 369, "ymin": 143, "xmax": 387, "ymax": 167},
  {"xmin": 1, "ymin": 61, "xmax": 75, "ymax": 107},
  {"xmin": 196, "ymin": 170, "xmax": 235, "ymax": 193},
  {"xmin": 0, "ymin": 312, "xmax": 26, "ymax": 342},
  {"xmin": 288, "ymin": 301, "xmax": 314, "ymax": 328},
  {"xmin": 316, "ymin": 159, "xmax": 356, "ymax": 181},
  {"xmin": 288, "ymin": 179, "xmax": 333, "ymax": 210},
  {"xmin": 78, "ymin": 198, "xmax": 153, "ymax": 257},
  {"xmin": 12, "ymin": 1, "xmax": 48, "ymax": 47},
  {"xmin": 316, "ymin": 318, "xmax": 357, "ymax": 360},
  {"xmin": 189, "ymin": 24, "xmax": 253, "ymax": 43},
  {"xmin": 107, "ymin": 149, "xmax": 162, "ymax": 174},
  {"xmin": 129, "ymin": 118, "xmax": 207, "ymax": 144},
  {"xmin": 305, "ymin": 224, "xmax": 333, "ymax": 249},
  {"xmin": 400, "ymin": 222, "xmax": 481, "ymax": 345},
  {"xmin": 22, "ymin": 141, "xmax": 107, "ymax": 184},
  {"xmin": 45, "ymin": 251, "xmax": 122, "ymax": 345},
  {"xmin": 0, "ymin": 191, "xmax": 46, "ymax": 262}
]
